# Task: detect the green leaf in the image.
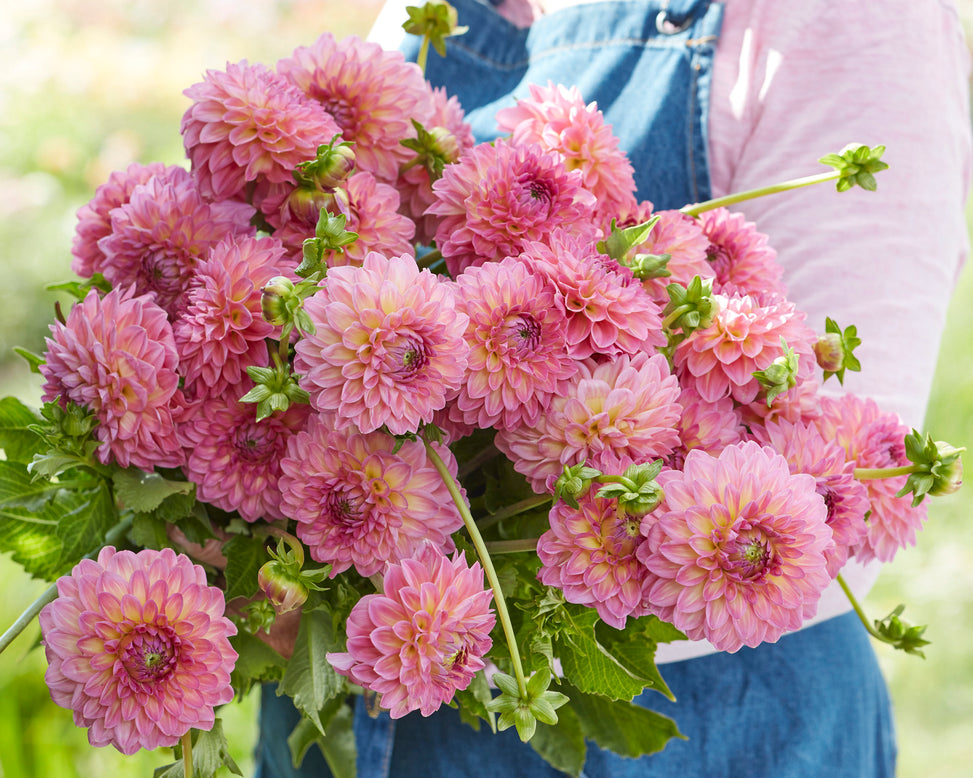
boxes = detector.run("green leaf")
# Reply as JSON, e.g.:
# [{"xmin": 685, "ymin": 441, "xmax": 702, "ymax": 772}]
[
  {"xmin": 287, "ymin": 696, "xmax": 355, "ymax": 774},
  {"xmin": 13, "ymin": 346, "xmax": 45, "ymax": 374},
  {"xmin": 229, "ymin": 631, "xmax": 287, "ymax": 697},
  {"xmin": 130, "ymin": 512, "xmax": 172, "ymax": 551},
  {"xmin": 453, "ymin": 669, "xmax": 496, "ymax": 732},
  {"xmin": 53, "ymin": 480, "xmax": 116, "ymax": 570},
  {"xmin": 112, "ymin": 467, "xmax": 195, "ymax": 513},
  {"xmin": 0, "ymin": 397, "xmax": 42, "ymax": 462},
  {"xmin": 566, "ymin": 686, "xmax": 684, "ymax": 759},
  {"xmin": 529, "ymin": 704, "xmax": 586, "ymax": 778},
  {"xmin": 277, "ymin": 608, "xmax": 345, "ymax": 735},
  {"xmin": 222, "ymin": 534, "xmax": 269, "ymax": 602},
  {"xmin": 595, "ymin": 618, "xmax": 677, "ymax": 701}
]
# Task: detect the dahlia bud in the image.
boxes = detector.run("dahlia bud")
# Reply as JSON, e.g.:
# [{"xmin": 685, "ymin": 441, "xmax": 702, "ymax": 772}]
[
  {"xmin": 929, "ymin": 445, "xmax": 964, "ymax": 496},
  {"xmin": 753, "ymin": 338, "xmax": 799, "ymax": 406},
  {"xmin": 596, "ymin": 461, "xmax": 665, "ymax": 518},
  {"xmin": 257, "ymin": 559, "xmax": 309, "ymax": 616},
  {"xmin": 813, "ymin": 332, "xmax": 844, "ymax": 373},
  {"xmin": 261, "ymin": 276, "xmax": 297, "ymax": 326},
  {"xmin": 282, "ymin": 185, "xmax": 345, "ymax": 226},
  {"xmin": 893, "ymin": 429, "xmax": 967, "ymax": 506},
  {"xmin": 294, "ymin": 136, "xmax": 356, "ymax": 191},
  {"xmin": 553, "ymin": 461, "xmax": 603, "ymax": 508},
  {"xmin": 816, "ymin": 318, "xmax": 862, "ymax": 384}
]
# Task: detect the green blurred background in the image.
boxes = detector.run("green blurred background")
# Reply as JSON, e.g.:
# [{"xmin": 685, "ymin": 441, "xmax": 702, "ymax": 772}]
[{"xmin": 0, "ymin": 1, "xmax": 970, "ymax": 776}]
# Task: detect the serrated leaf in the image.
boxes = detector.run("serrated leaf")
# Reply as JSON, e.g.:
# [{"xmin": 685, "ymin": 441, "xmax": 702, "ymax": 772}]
[
  {"xmin": 287, "ymin": 695, "xmax": 350, "ymax": 770},
  {"xmin": 529, "ymin": 704, "xmax": 586, "ymax": 777},
  {"xmin": 277, "ymin": 608, "xmax": 345, "ymax": 735},
  {"xmin": 130, "ymin": 512, "xmax": 171, "ymax": 550},
  {"xmin": 53, "ymin": 480, "xmax": 116, "ymax": 569},
  {"xmin": 567, "ymin": 686, "xmax": 684, "ymax": 759},
  {"xmin": 113, "ymin": 468, "xmax": 195, "ymax": 513},
  {"xmin": 0, "ymin": 397, "xmax": 42, "ymax": 462},
  {"xmin": 229, "ymin": 631, "xmax": 287, "ymax": 697},
  {"xmin": 222, "ymin": 534, "xmax": 269, "ymax": 602}
]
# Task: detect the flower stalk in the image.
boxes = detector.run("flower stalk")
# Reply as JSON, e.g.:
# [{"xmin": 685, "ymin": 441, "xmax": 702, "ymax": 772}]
[{"xmin": 182, "ymin": 731, "xmax": 193, "ymax": 778}]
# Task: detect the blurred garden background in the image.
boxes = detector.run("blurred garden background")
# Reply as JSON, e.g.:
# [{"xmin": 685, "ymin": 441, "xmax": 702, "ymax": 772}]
[{"xmin": 0, "ymin": 1, "xmax": 971, "ymax": 776}]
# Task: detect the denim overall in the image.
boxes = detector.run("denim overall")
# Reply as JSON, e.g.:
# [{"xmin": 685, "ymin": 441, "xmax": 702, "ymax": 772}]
[{"xmin": 254, "ymin": 1, "xmax": 896, "ymax": 775}]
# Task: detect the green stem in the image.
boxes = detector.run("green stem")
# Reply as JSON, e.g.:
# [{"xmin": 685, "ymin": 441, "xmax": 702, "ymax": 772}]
[
  {"xmin": 854, "ymin": 465, "xmax": 916, "ymax": 480},
  {"xmin": 484, "ymin": 538, "xmax": 541, "ymax": 555},
  {"xmin": 182, "ymin": 730, "xmax": 193, "ymax": 778},
  {"xmin": 661, "ymin": 304, "xmax": 692, "ymax": 331},
  {"xmin": 456, "ymin": 443, "xmax": 501, "ymax": 481},
  {"xmin": 416, "ymin": 37, "xmax": 431, "ymax": 74},
  {"xmin": 422, "ymin": 437, "xmax": 529, "ymax": 699},
  {"xmin": 836, "ymin": 573, "xmax": 894, "ymax": 646},
  {"xmin": 416, "ymin": 249, "xmax": 443, "ymax": 270},
  {"xmin": 0, "ymin": 515, "xmax": 133, "ymax": 655},
  {"xmin": 476, "ymin": 494, "xmax": 552, "ymax": 532},
  {"xmin": 680, "ymin": 171, "xmax": 840, "ymax": 217}
]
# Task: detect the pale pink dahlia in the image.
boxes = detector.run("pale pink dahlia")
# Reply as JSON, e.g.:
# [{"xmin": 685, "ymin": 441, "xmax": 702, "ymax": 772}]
[
  {"xmin": 496, "ymin": 81, "xmax": 636, "ymax": 218},
  {"xmin": 41, "ymin": 287, "xmax": 185, "ymax": 470},
  {"xmin": 451, "ymin": 256, "xmax": 576, "ymax": 431},
  {"xmin": 173, "ymin": 235, "xmax": 287, "ymax": 397},
  {"xmin": 756, "ymin": 418, "xmax": 870, "ymax": 577},
  {"xmin": 698, "ymin": 208, "xmax": 786, "ymax": 298},
  {"xmin": 327, "ymin": 544, "xmax": 495, "ymax": 719},
  {"xmin": 519, "ymin": 230, "xmax": 666, "ymax": 358},
  {"xmin": 638, "ymin": 442, "xmax": 834, "ymax": 652},
  {"xmin": 813, "ymin": 394, "xmax": 924, "ymax": 563},
  {"xmin": 280, "ymin": 416, "xmax": 464, "ymax": 577},
  {"xmin": 670, "ymin": 386, "xmax": 744, "ymax": 468},
  {"xmin": 538, "ymin": 492, "xmax": 654, "ymax": 629},
  {"xmin": 181, "ymin": 60, "xmax": 340, "ymax": 204},
  {"xmin": 180, "ymin": 390, "xmax": 309, "ymax": 522},
  {"xmin": 295, "ymin": 252, "xmax": 469, "ymax": 435},
  {"xmin": 674, "ymin": 292, "xmax": 817, "ymax": 405},
  {"xmin": 71, "ymin": 161, "xmax": 169, "ymax": 278},
  {"xmin": 496, "ymin": 352, "xmax": 682, "ymax": 493},
  {"xmin": 277, "ymin": 33, "xmax": 434, "ymax": 182},
  {"xmin": 38, "ymin": 547, "xmax": 237, "ymax": 755},
  {"xmin": 97, "ymin": 170, "xmax": 256, "ymax": 317},
  {"xmin": 428, "ymin": 139, "xmax": 598, "ymax": 276}
]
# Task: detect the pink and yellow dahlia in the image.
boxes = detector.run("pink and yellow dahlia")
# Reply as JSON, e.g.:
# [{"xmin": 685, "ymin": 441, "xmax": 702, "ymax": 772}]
[
  {"xmin": 327, "ymin": 545, "xmax": 495, "ymax": 718},
  {"xmin": 638, "ymin": 442, "xmax": 834, "ymax": 652},
  {"xmin": 295, "ymin": 252, "xmax": 469, "ymax": 435},
  {"xmin": 38, "ymin": 547, "xmax": 237, "ymax": 755}
]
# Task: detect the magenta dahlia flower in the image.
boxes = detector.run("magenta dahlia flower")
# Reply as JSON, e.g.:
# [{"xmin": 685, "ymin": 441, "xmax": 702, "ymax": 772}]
[
  {"xmin": 813, "ymin": 394, "xmax": 925, "ymax": 563},
  {"xmin": 674, "ymin": 292, "xmax": 817, "ymax": 405},
  {"xmin": 327, "ymin": 544, "xmax": 495, "ymax": 718},
  {"xmin": 173, "ymin": 234, "xmax": 287, "ymax": 397},
  {"xmin": 519, "ymin": 230, "xmax": 666, "ymax": 359},
  {"xmin": 496, "ymin": 352, "xmax": 682, "ymax": 493},
  {"xmin": 699, "ymin": 207, "xmax": 786, "ymax": 298},
  {"xmin": 295, "ymin": 252, "xmax": 469, "ymax": 435},
  {"xmin": 97, "ymin": 169, "xmax": 255, "ymax": 317},
  {"xmin": 181, "ymin": 59, "xmax": 340, "ymax": 204},
  {"xmin": 496, "ymin": 81, "xmax": 636, "ymax": 219},
  {"xmin": 38, "ymin": 547, "xmax": 237, "ymax": 755},
  {"xmin": 41, "ymin": 287, "xmax": 185, "ymax": 470},
  {"xmin": 638, "ymin": 442, "xmax": 833, "ymax": 652},
  {"xmin": 427, "ymin": 138, "xmax": 598, "ymax": 276},
  {"xmin": 280, "ymin": 416, "xmax": 464, "ymax": 577},
  {"xmin": 451, "ymin": 256, "xmax": 576, "ymax": 431},
  {"xmin": 538, "ymin": 492, "xmax": 654, "ymax": 629},
  {"xmin": 277, "ymin": 33, "xmax": 434, "ymax": 182}
]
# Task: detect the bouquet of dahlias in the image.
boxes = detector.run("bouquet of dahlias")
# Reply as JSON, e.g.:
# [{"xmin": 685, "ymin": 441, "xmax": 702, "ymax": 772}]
[{"xmin": 0, "ymin": 3, "xmax": 964, "ymax": 776}]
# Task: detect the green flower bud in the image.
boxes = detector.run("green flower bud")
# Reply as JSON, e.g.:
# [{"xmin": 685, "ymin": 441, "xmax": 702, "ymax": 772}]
[
  {"xmin": 928, "ymin": 442, "xmax": 964, "ymax": 496},
  {"xmin": 813, "ymin": 332, "xmax": 844, "ymax": 373},
  {"xmin": 257, "ymin": 559, "xmax": 309, "ymax": 615},
  {"xmin": 261, "ymin": 276, "xmax": 297, "ymax": 326}
]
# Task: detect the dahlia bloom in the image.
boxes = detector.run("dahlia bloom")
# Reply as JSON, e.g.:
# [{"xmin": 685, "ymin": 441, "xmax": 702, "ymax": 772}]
[
  {"xmin": 97, "ymin": 169, "xmax": 256, "ymax": 317},
  {"xmin": 427, "ymin": 139, "xmax": 598, "ymax": 276},
  {"xmin": 519, "ymin": 231, "xmax": 666, "ymax": 359},
  {"xmin": 327, "ymin": 545, "xmax": 495, "ymax": 718},
  {"xmin": 674, "ymin": 292, "xmax": 817, "ymax": 405},
  {"xmin": 638, "ymin": 442, "xmax": 834, "ymax": 652},
  {"xmin": 537, "ymin": 492, "xmax": 654, "ymax": 629},
  {"xmin": 41, "ymin": 287, "xmax": 185, "ymax": 470},
  {"xmin": 38, "ymin": 547, "xmax": 237, "ymax": 755},
  {"xmin": 295, "ymin": 252, "xmax": 469, "ymax": 435},
  {"xmin": 496, "ymin": 81, "xmax": 636, "ymax": 218},
  {"xmin": 280, "ymin": 416, "xmax": 464, "ymax": 577},
  {"xmin": 174, "ymin": 235, "xmax": 287, "ymax": 397},
  {"xmin": 496, "ymin": 352, "xmax": 682, "ymax": 493},
  {"xmin": 698, "ymin": 207, "xmax": 786, "ymax": 298},
  {"xmin": 671, "ymin": 386, "xmax": 744, "ymax": 468},
  {"xmin": 813, "ymin": 394, "xmax": 924, "ymax": 563},
  {"xmin": 180, "ymin": 390, "xmax": 309, "ymax": 522},
  {"xmin": 181, "ymin": 59, "xmax": 340, "ymax": 204},
  {"xmin": 451, "ymin": 256, "xmax": 576, "ymax": 431},
  {"xmin": 277, "ymin": 33, "xmax": 434, "ymax": 182}
]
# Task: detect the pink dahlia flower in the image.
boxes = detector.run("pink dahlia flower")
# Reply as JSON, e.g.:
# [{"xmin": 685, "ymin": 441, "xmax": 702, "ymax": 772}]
[
  {"xmin": 813, "ymin": 394, "xmax": 924, "ymax": 563},
  {"xmin": 97, "ymin": 169, "xmax": 255, "ymax": 317},
  {"xmin": 698, "ymin": 208, "xmax": 786, "ymax": 298},
  {"xmin": 451, "ymin": 256, "xmax": 576, "ymax": 431},
  {"xmin": 277, "ymin": 33, "xmax": 434, "ymax": 182},
  {"xmin": 181, "ymin": 60, "xmax": 340, "ymax": 204},
  {"xmin": 496, "ymin": 81, "xmax": 636, "ymax": 219},
  {"xmin": 71, "ymin": 161, "xmax": 169, "ymax": 279},
  {"xmin": 638, "ymin": 442, "xmax": 834, "ymax": 652},
  {"xmin": 295, "ymin": 252, "xmax": 469, "ymax": 435},
  {"xmin": 670, "ymin": 386, "xmax": 744, "ymax": 468},
  {"xmin": 327, "ymin": 544, "xmax": 495, "ymax": 718},
  {"xmin": 496, "ymin": 352, "xmax": 682, "ymax": 493},
  {"xmin": 756, "ymin": 418, "xmax": 870, "ymax": 577},
  {"xmin": 280, "ymin": 416, "xmax": 464, "ymax": 577},
  {"xmin": 674, "ymin": 292, "xmax": 817, "ymax": 405},
  {"xmin": 519, "ymin": 230, "xmax": 666, "ymax": 358},
  {"xmin": 180, "ymin": 390, "xmax": 309, "ymax": 522},
  {"xmin": 427, "ymin": 138, "xmax": 598, "ymax": 276},
  {"xmin": 41, "ymin": 287, "xmax": 185, "ymax": 470},
  {"xmin": 38, "ymin": 547, "xmax": 237, "ymax": 755},
  {"xmin": 538, "ymin": 492, "xmax": 654, "ymax": 629}
]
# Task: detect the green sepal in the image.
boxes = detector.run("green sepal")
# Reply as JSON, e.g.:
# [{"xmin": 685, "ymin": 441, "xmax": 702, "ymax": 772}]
[
  {"xmin": 818, "ymin": 143, "xmax": 889, "ymax": 192},
  {"xmin": 873, "ymin": 604, "xmax": 931, "ymax": 658},
  {"xmin": 402, "ymin": 0, "xmax": 469, "ymax": 58}
]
